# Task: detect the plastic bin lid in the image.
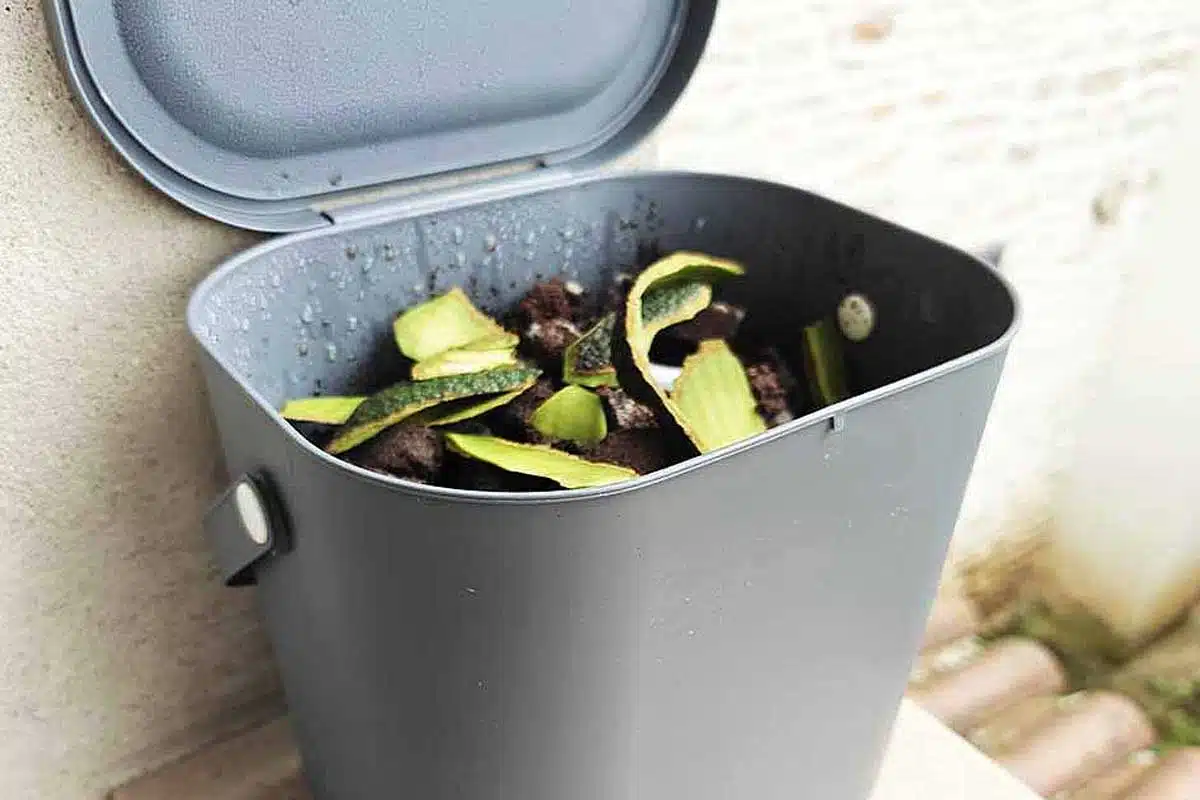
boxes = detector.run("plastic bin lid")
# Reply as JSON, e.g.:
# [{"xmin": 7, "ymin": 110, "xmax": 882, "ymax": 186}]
[{"xmin": 44, "ymin": 0, "xmax": 716, "ymax": 232}]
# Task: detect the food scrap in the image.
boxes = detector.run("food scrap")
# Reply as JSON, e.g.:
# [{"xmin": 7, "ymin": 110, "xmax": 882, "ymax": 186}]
[{"xmin": 280, "ymin": 251, "xmax": 856, "ymax": 490}]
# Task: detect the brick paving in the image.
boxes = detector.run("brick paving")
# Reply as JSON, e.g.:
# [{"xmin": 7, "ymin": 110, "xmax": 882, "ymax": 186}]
[{"xmin": 911, "ymin": 587, "xmax": 1200, "ymax": 799}]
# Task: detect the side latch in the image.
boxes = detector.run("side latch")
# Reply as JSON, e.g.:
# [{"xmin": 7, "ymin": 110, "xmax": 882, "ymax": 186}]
[{"xmin": 204, "ymin": 473, "xmax": 287, "ymax": 587}]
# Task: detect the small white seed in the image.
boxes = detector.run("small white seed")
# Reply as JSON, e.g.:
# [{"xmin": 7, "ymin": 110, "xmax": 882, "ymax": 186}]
[{"xmin": 838, "ymin": 293, "xmax": 875, "ymax": 342}]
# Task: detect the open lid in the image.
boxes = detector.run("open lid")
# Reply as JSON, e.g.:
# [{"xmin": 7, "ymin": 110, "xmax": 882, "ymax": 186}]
[{"xmin": 44, "ymin": 0, "xmax": 716, "ymax": 232}]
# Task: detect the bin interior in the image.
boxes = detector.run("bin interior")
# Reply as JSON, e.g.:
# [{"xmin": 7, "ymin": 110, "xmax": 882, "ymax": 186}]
[{"xmin": 190, "ymin": 172, "xmax": 1015, "ymax": 465}]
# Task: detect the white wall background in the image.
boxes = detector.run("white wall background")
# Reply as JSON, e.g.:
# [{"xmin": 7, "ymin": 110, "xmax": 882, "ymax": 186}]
[
  {"xmin": 0, "ymin": 0, "xmax": 1196, "ymax": 796},
  {"xmin": 655, "ymin": 0, "xmax": 1199, "ymax": 556},
  {"xmin": 1050, "ymin": 72, "xmax": 1200, "ymax": 642}
]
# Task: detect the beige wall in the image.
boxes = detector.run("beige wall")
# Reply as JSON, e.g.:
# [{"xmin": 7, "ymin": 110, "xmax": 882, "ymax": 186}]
[
  {"xmin": 0, "ymin": 7, "xmax": 277, "ymax": 798},
  {"xmin": 655, "ymin": 1, "xmax": 1198, "ymax": 556},
  {"xmin": 0, "ymin": 1, "xmax": 1195, "ymax": 797}
]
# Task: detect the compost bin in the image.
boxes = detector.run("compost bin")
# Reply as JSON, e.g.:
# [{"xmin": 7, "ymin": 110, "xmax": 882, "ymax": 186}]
[{"xmin": 43, "ymin": 1, "xmax": 1019, "ymax": 797}]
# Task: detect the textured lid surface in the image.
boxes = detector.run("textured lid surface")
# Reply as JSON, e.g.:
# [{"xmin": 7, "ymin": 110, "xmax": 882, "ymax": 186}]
[{"xmin": 45, "ymin": 0, "xmax": 715, "ymax": 231}]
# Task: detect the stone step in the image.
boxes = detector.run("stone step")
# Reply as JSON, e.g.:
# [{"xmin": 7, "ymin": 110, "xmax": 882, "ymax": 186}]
[{"xmin": 109, "ymin": 719, "xmax": 306, "ymax": 800}]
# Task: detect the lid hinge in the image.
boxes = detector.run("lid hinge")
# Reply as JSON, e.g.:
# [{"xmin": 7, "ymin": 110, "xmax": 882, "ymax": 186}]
[{"xmin": 317, "ymin": 160, "xmax": 579, "ymax": 228}]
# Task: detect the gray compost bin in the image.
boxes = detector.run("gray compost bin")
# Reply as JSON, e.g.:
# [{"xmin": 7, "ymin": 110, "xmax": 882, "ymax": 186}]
[{"xmin": 45, "ymin": 1, "xmax": 1019, "ymax": 797}]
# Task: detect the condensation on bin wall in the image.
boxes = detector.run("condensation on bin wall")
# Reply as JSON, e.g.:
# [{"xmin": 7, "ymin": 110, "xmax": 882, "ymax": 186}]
[{"xmin": 0, "ymin": 4, "xmax": 1196, "ymax": 800}]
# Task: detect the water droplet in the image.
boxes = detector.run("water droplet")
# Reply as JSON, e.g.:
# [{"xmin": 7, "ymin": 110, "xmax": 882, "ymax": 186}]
[
  {"xmin": 744, "ymin": 579, "xmax": 754, "ymax": 588},
  {"xmin": 383, "ymin": 244, "xmax": 397, "ymax": 261},
  {"xmin": 453, "ymin": 226, "xmax": 465, "ymax": 245},
  {"xmin": 270, "ymin": 273, "xmax": 282, "ymax": 287},
  {"xmin": 361, "ymin": 258, "xmax": 372, "ymax": 274},
  {"xmin": 552, "ymin": 243, "xmax": 562, "ymax": 254},
  {"xmin": 455, "ymin": 251, "xmax": 467, "ymax": 268},
  {"xmin": 307, "ymin": 281, "xmax": 318, "ymax": 294},
  {"xmin": 240, "ymin": 318, "xmax": 250, "ymax": 332},
  {"xmin": 523, "ymin": 230, "xmax": 536, "ymax": 246},
  {"xmin": 327, "ymin": 270, "xmax": 338, "ymax": 282},
  {"xmin": 321, "ymin": 319, "xmax": 333, "ymax": 331},
  {"xmin": 358, "ymin": 290, "xmax": 366, "ymax": 301},
  {"xmin": 300, "ymin": 304, "xmax": 314, "ymax": 323},
  {"xmin": 412, "ymin": 282, "xmax": 423, "ymax": 292},
  {"xmin": 347, "ymin": 315, "xmax": 359, "ymax": 331},
  {"xmin": 345, "ymin": 244, "xmax": 358, "ymax": 260},
  {"xmin": 693, "ymin": 217, "xmax": 708, "ymax": 231},
  {"xmin": 329, "ymin": 172, "xmax": 343, "ymax": 187},
  {"xmin": 683, "ymin": 596, "xmax": 692, "ymax": 605},
  {"xmin": 297, "ymin": 342, "xmax": 309, "ymax": 356},
  {"xmin": 561, "ymin": 227, "xmax": 574, "ymax": 241},
  {"xmin": 484, "ymin": 233, "xmax": 498, "ymax": 252},
  {"xmin": 687, "ymin": 629, "xmax": 696, "ymax": 637},
  {"xmin": 563, "ymin": 246, "xmax": 573, "ymax": 260},
  {"xmin": 325, "ymin": 343, "xmax": 338, "ymax": 362},
  {"xmin": 524, "ymin": 251, "xmax": 535, "ymax": 262}
]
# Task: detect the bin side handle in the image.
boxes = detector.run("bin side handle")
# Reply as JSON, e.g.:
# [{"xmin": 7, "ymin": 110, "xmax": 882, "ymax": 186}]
[{"xmin": 204, "ymin": 473, "xmax": 286, "ymax": 587}]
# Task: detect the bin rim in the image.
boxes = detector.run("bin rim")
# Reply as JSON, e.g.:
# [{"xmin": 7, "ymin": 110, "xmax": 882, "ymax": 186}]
[{"xmin": 188, "ymin": 170, "xmax": 1020, "ymax": 507}]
